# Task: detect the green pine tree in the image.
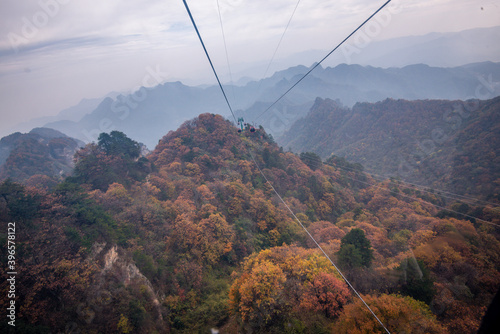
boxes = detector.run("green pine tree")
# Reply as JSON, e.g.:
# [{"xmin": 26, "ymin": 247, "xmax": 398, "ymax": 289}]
[{"xmin": 337, "ymin": 228, "xmax": 373, "ymax": 268}]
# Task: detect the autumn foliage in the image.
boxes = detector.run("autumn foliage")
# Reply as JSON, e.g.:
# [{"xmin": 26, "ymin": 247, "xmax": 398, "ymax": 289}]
[
  {"xmin": 335, "ymin": 294, "xmax": 446, "ymax": 333},
  {"xmin": 228, "ymin": 245, "xmax": 350, "ymax": 332},
  {"xmin": 0, "ymin": 113, "xmax": 498, "ymax": 333}
]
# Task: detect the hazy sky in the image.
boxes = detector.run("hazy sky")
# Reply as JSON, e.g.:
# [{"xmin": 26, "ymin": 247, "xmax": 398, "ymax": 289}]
[{"xmin": 0, "ymin": 0, "xmax": 499, "ymax": 135}]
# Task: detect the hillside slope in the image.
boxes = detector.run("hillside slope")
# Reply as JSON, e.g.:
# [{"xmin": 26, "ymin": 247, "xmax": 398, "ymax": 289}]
[
  {"xmin": 0, "ymin": 128, "xmax": 84, "ymax": 186},
  {"xmin": 0, "ymin": 114, "xmax": 498, "ymax": 333},
  {"xmin": 279, "ymin": 97, "xmax": 500, "ymax": 201}
]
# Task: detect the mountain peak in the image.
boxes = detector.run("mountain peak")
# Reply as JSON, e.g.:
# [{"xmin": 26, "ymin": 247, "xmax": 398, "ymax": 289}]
[
  {"xmin": 149, "ymin": 113, "xmax": 272, "ymax": 169},
  {"xmin": 29, "ymin": 127, "xmax": 69, "ymax": 139}
]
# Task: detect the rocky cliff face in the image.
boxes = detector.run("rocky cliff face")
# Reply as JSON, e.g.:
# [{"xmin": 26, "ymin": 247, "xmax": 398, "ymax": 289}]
[{"xmin": 88, "ymin": 243, "xmax": 164, "ymax": 323}]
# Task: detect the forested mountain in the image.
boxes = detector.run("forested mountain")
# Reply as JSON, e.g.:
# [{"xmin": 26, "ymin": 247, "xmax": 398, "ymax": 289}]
[
  {"xmin": 40, "ymin": 61, "xmax": 500, "ymax": 148},
  {"xmin": 0, "ymin": 128, "xmax": 84, "ymax": 187},
  {"xmin": 0, "ymin": 114, "xmax": 498, "ymax": 333},
  {"xmin": 279, "ymin": 96, "xmax": 500, "ymax": 201}
]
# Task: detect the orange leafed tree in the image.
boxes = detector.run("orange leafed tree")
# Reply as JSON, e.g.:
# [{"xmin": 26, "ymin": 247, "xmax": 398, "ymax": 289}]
[
  {"xmin": 228, "ymin": 245, "xmax": 351, "ymax": 332},
  {"xmin": 335, "ymin": 294, "xmax": 447, "ymax": 334},
  {"xmin": 232, "ymin": 260, "xmax": 287, "ymax": 324}
]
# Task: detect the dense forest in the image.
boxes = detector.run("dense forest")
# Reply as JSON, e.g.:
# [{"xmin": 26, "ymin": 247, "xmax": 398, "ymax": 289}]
[
  {"xmin": 279, "ymin": 96, "xmax": 500, "ymax": 201},
  {"xmin": 0, "ymin": 113, "xmax": 499, "ymax": 333},
  {"xmin": 0, "ymin": 128, "xmax": 83, "ymax": 185}
]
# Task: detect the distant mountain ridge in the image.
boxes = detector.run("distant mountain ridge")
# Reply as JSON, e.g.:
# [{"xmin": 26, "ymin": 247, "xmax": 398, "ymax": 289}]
[
  {"xmin": 278, "ymin": 96, "xmax": 500, "ymax": 200},
  {"xmin": 6, "ymin": 92, "xmax": 120, "ymax": 136},
  {"xmin": 233, "ymin": 26, "xmax": 500, "ymax": 82},
  {"xmin": 42, "ymin": 61, "xmax": 500, "ymax": 148},
  {"xmin": 335, "ymin": 26, "xmax": 500, "ymax": 68},
  {"xmin": 4, "ymin": 25, "xmax": 499, "ymax": 146}
]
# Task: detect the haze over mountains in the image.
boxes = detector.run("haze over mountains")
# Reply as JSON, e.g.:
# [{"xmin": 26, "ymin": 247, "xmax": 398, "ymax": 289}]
[
  {"xmin": 8, "ymin": 92, "xmax": 120, "ymax": 135},
  {"xmin": 323, "ymin": 25, "xmax": 500, "ymax": 68},
  {"xmin": 4, "ymin": 26, "xmax": 500, "ymax": 149},
  {"xmin": 1, "ymin": 25, "xmax": 499, "ymax": 193},
  {"xmin": 1, "ymin": 22, "xmax": 499, "ymax": 333},
  {"xmin": 213, "ymin": 26, "xmax": 500, "ymax": 87},
  {"xmin": 17, "ymin": 60, "xmax": 500, "ymax": 149}
]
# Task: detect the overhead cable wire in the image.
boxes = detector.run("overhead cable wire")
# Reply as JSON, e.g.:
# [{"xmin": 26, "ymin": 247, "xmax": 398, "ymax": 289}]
[
  {"xmin": 246, "ymin": 0, "xmax": 302, "ymax": 116},
  {"xmin": 294, "ymin": 150, "xmax": 500, "ymax": 210},
  {"xmin": 248, "ymin": 147, "xmax": 392, "ymax": 334},
  {"xmin": 185, "ymin": 0, "xmax": 400, "ymax": 329},
  {"xmin": 253, "ymin": 0, "xmax": 392, "ymax": 123},
  {"xmin": 182, "ymin": 0, "xmax": 238, "ymax": 124},
  {"xmin": 260, "ymin": 0, "xmax": 302, "ymax": 82},
  {"xmin": 319, "ymin": 158, "xmax": 500, "ymax": 209},
  {"xmin": 298, "ymin": 153, "xmax": 500, "ymax": 224},
  {"xmin": 340, "ymin": 171, "xmax": 500, "ymax": 228},
  {"xmin": 216, "ymin": 0, "xmax": 237, "ymax": 106},
  {"xmin": 297, "ymin": 154, "xmax": 500, "ymax": 228}
]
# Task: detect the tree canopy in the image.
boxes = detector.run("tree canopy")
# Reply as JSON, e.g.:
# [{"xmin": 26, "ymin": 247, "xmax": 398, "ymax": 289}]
[
  {"xmin": 0, "ymin": 113, "xmax": 498, "ymax": 333},
  {"xmin": 70, "ymin": 131, "xmax": 150, "ymax": 191},
  {"xmin": 337, "ymin": 228, "xmax": 373, "ymax": 268}
]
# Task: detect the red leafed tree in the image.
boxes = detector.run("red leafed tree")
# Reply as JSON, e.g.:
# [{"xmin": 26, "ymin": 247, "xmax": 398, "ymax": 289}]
[{"xmin": 300, "ymin": 272, "xmax": 350, "ymax": 318}]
